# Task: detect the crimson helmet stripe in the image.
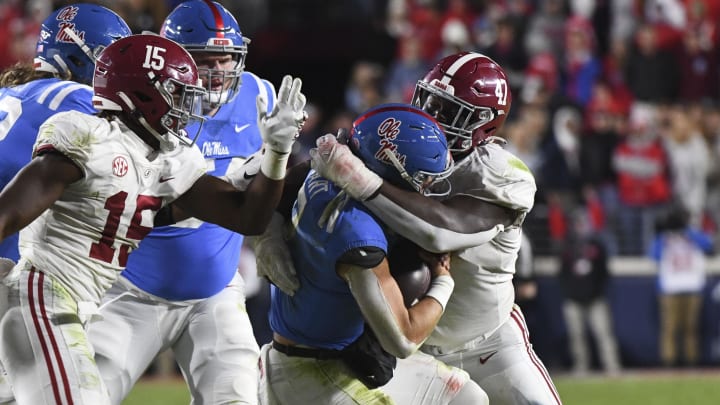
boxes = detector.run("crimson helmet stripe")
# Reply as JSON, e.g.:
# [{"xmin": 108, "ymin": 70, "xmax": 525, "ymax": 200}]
[
  {"xmin": 353, "ymin": 104, "xmax": 439, "ymax": 128},
  {"xmin": 202, "ymin": 0, "xmax": 225, "ymax": 37}
]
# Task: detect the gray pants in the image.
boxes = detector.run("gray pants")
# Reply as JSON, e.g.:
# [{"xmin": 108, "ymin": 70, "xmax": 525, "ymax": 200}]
[{"xmin": 563, "ymin": 298, "xmax": 622, "ymax": 374}]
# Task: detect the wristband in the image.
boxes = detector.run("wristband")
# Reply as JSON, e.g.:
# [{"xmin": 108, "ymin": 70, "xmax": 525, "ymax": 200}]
[
  {"xmin": 261, "ymin": 148, "xmax": 289, "ymax": 180},
  {"xmin": 425, "ymin": 274, "xmax": 454, "ymax": 311}
]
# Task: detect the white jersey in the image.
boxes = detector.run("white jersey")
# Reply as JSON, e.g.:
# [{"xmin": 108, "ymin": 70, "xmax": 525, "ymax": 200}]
[
  {"xmin": 18, "ymin": 110, "xmax": 206, "ymax": 304},
  {"xmin": 424, "ymin": 142, "xmax": 536, "ymax": 351}
]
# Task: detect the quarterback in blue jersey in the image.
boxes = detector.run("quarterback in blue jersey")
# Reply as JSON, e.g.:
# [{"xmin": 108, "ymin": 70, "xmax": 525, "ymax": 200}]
[
  {"xmin": 0, "ymin": 3, "xmax": 130, "ymax": 261},
  {"xmin": 259, "ymin": 103, "xmax": 489, "ymax": 405},
  {"xmin": 86, "ymin": 2, "xmax": 281, "ymax": 404}
]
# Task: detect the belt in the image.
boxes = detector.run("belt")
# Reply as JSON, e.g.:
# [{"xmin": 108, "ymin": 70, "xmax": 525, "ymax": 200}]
[{"xmin": 272, "ymin": 340, "xmax": 343, "ymax": 360}]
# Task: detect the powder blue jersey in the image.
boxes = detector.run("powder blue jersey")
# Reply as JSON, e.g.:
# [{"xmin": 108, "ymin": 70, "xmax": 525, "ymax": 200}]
[
  {"xmin": 122, "ymin": 72, "xmax": 275, "ymax": 300},
  {"xmin": 0, "ymin": 78, "xmax": 95, "ymax": 261},
  {"xmin": 270, "ymin": 171, "xmax": 389, "ymax": 350}
]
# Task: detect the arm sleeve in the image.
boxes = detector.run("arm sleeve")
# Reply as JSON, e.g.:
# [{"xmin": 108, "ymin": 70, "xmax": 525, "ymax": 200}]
[{"xmin": 364, "ymin": 194, "xmax": 504, "ymax": 253}]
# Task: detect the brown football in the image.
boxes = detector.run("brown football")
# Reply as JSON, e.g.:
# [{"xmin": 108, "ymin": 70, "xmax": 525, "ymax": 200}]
[{"xmin": 388, "ymin": 238, "xmax": 432, "ymax": 307}]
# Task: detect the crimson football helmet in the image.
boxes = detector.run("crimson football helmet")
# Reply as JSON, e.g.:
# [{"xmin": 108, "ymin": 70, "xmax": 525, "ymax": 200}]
[
  {"xmin": 92, "ymin": 34, "xmax": 206, "ymax": 150},
  {"xmin": 412, "ymin": 52, "xmax": 511, "ymax": 155}
]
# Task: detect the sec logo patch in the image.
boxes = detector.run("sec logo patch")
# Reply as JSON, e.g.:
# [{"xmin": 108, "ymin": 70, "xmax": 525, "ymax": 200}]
[{"xmin": 112, "ymin": 156, "xmax": 128, "ymax": 177}]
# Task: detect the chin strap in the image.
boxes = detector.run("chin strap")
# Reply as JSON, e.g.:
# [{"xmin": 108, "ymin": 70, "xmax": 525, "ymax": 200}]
[{"xmin": 116, "ymin": 91, "xmax": 177, "ymax": 151}]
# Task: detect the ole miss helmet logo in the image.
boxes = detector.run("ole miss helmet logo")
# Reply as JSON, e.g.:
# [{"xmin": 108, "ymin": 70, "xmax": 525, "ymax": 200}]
[{"xmin": 112, "ymin": 156, "xmax": 129, "ymax": 177}]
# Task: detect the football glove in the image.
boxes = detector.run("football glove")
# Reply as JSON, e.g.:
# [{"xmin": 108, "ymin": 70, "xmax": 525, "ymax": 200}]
[
  {"xmin": 309, "ymin": 133, "xmax": 382, "ymax": 201},
  {"xmin": 257, "ymin": 75, "xmax": 307, "ymax": 179},
  {"xmin": 246, "ymin": 213, "xmax": 299, "ymax": 296}
]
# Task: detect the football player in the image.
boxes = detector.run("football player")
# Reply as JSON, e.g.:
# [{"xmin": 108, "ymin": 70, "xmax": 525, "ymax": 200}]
[
  {"xmin": 0, "ymin": 33, "xmax": 305, "ymax": 405},
  {"xmin": 0, "ymin": 5, "xmax": 130, "ymax": 401},
  {"xmin": 86, "ymin": 2, "xmax": 279, "ymax": 404},
  {"xmin": 0, "ymin": 3, "xmax": 131, "ymax": 262},
  {"xmin": 312, "ymin": 53, "xmax": 562, "ymax": 404},
  {"xmin": 259, "ymin": 103, "xmax": 489, "ymax": 405}
]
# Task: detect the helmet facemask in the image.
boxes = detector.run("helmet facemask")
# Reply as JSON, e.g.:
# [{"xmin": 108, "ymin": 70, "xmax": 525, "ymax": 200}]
[
  {"xmin": 186, "ymin": 38, "xmax": 249, "ymax": 113},
  {"xmin": 150, "ymin": 72, "xmax": 207, "ymax": 148},
  {"xmin": 378, "ymin": 147, "xmax": 454, "ymax": 197},
  {"xmin": 413, "ymin": 80, "xmax": 502, "ymax": 155}
]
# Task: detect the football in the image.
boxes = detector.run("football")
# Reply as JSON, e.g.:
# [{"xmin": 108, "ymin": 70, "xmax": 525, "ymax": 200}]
[{"xmin": 388, "ymin": 238, "xmax": 432, "ymax": 307}]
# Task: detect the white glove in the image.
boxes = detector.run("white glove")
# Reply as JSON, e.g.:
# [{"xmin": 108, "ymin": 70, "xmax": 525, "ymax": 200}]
[
  {"xmin": 246, "ymin": 213, "xmax": 299, "ymax": 296},
  {"xmin": 257, "ymin": 75, "xmax": 307, "ymax": 180},
  {"xmin": 309, "ymin": 134, "xmax": 382, "ymax": 201}
]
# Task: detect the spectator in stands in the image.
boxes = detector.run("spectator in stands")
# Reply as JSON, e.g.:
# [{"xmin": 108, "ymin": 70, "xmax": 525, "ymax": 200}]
[
  {"xmin": 677, "ymin": 26, "xmax": 719, "ymax": 104},
  {"xmin": 561, "ymin": 16, "xmax": 602, "ymax": 107},
  {"xmin": 559, "ymin": 206, "xmax": 622, "ymax": 376},
  {"xmin": 384, "ymin": 35, "xmax": 430, "ymax": 103},
  {"xmin": 662, "ymin": 104, "xmax": 710, "ymax": 228},
  {"xmin": 580, "ymin": 81, "xmax": 624, "ymax": 254},
  {"xmin": 624, "ymin": 23, "xmax": 680, "ymax": 104},
  {"xmin": 344, "ymin": 61, "xmax": 385, "ymax": 116},
  {"xmin": 612, "ymin": 103, "xmax": 673, "ymax": 254},
  {"xmin": 481, "ymin": 15, "xmax": 528, "ymax": 95},
  {"xmin": 650, "ymin": 206, "xmax": 714, "ymax": 367}
]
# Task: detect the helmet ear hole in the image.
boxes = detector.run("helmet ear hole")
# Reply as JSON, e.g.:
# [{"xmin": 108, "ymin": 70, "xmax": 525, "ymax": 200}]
[
  {"xmin": 133, "ymin": 92, "xmax": 153, "ymax": 103},
  {"xmin": 66, "ymin": 55, "xmax": 86, "ymax": 68}
]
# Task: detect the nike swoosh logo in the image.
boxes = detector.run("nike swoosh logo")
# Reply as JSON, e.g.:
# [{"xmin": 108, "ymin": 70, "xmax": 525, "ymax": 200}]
[
  {"xmin": 243, "ymin": 171, "xmax": 256, "ymax": 180},
  {"xmin": 235, "ymin": 124, "xmax": 250, "ymax": 133},
  {"xmin": 478, "ymin": 351, "xmax": 498, "ymax": 364},
  {"xmin": 159, "ymin": 176, "xmax": 175, "ymax": 183}
]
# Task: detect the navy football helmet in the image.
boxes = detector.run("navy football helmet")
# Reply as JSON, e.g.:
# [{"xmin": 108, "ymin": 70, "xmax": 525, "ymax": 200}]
[
  {"xmin": 160, "ymin": 0, "xmax": 249, "ymax": 109},
  {"xmin": 93, "ymin": 34, "xmax": 207, "ymax": 150},
  {"xmin": 34, "ymin": 3, "xmax": 131, "ymax": 85},
  {"xmin": 412, "ymin": 52, "xmax": 511, "ymax": 156},
  {"xmin": 349, "ymin": 103, "xmax": 453, "ymax": 196}
]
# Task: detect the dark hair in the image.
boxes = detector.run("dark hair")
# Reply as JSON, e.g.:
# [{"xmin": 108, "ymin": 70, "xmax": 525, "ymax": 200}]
[{"xmin": 0, "ymin": 63, "xmax": 57, "ymax": 87}]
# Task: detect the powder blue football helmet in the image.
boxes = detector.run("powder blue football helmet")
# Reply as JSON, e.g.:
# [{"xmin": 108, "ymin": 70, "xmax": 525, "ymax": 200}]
[
  {"xmin": 349, "ymin": 103, "xmax": 453, "ymax": 196},
  {"xmin": 34, "ymin": 3, "xmax": 131, "ymax": 85},
  {"xmin": 160, "ymin": 0, "xmax": 249, "ymax": 108}
]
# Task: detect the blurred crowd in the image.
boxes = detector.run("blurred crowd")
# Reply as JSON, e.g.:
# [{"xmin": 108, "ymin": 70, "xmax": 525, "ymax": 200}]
[
  {"xmin": 337, "ymin": 0, "xmax": 720, "ymax": 258},
  {"xmin": 4, "ymin": 0, "xmax": 720, "ymax": 258}
]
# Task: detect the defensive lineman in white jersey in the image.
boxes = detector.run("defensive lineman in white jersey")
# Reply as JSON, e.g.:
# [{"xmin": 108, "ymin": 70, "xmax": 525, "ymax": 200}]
[
  {"xmin": 0, "ymin": 34, "xmax": 306, "ymax": 405},
  {"xmin": 87, "ymin": 2, "xmax": 275, "ymax": 404},
  {"xmin": 310, "ymin": 52, "xmax": 562, "ymax": 404}
]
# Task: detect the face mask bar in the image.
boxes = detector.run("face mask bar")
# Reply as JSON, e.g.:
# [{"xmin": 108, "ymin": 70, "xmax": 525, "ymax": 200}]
[
  {"xmin": 413, "ymin": 81, "xmax": 500, "ymax": 154},
  {"xmin": 198, "ymin": 62, "xmax": 242, "ymax": 107},
  {"xmin": 381, "ymin": 148, "xmax": 454, "ymax": 197},
  {"xmin": 154, "ymin": 75, "xmax": 207, "ymax": 147}
]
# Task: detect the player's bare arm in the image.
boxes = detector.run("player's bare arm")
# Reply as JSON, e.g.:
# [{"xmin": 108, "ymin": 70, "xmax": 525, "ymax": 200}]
[
  {"xmin": 0, "ymin": 152, "xmax": 81, "ymax": 241},
  {"xmin": 311, "ymin": 134, "xmax": 517, "ymax": 252},
  {"xmin": 338, "ymin": 248, "xmax": 453, "ymax": 359},
  {"xmin": 172, "ymin": 171, "xmax": 282, "ymax": 236},
  {"xmin": 374, "ymin": 181, "xmax": 516, "ymax": 233}
]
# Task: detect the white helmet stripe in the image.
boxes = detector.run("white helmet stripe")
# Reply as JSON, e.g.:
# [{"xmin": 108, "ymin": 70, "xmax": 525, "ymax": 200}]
[{"xmin": 439, "ymin": 53, "xmax": 485, "ymax": 85}]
